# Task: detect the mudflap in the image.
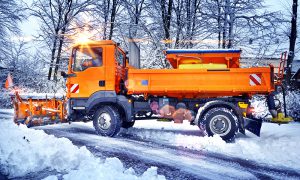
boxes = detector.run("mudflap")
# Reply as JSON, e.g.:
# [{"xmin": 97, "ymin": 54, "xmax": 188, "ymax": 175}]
[{"xmin": 244, "ymin": 117, "xmax": 262, "ymax": 137}]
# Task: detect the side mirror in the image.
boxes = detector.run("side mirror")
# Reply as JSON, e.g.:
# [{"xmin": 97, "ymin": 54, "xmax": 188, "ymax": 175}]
[
  {"xmin": 60, "ymin": 71, "xmax": 76, "ymax": 78},
  {"xmin": 61, "ymin": 71, "xmax": 67, "ymax": 78}
]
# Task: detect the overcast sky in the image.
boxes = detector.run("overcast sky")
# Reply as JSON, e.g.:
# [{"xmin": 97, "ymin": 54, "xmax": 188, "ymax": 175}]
[{"xmin": 266, "ymin": 0, "xmax": 291, "ymax": 12}]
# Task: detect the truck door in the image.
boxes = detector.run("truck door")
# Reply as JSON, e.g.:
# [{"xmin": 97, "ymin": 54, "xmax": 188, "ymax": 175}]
[{"xmin": 67, "ymin": 46, "xmax": 106, "ymax": 98}]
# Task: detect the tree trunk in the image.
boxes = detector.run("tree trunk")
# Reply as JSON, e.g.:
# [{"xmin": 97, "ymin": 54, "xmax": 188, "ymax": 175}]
[
  {"xmin": 286, "ymin": 0, "xmax": 298, "ymax": 85},
  {"xmin": 166, "ymin": 0, "xmax": 172, "ymax": 40},
  {"xmin": 189, "ymin": 0, "xmax": 198, "ymax": 48},
  {"xmin": 222, "ymin": 0, "xmax": 229, "ymax": 49},
  {"xmin": 48, "ymin": 0, "xmax": 62, "ymax": 80},
  {"xmin": 174, "ymin": 0, "xmax": 183, "ymax": 47},
  {"xmin": 103, "ymin": 0, "xmax": 109, "ymax": 40},
  {"xmin": 186, "ymin": 0, "xmax": 191, "ymax": 47},
  {"xmin": 217, "ymin": 0, "xmax": 221, "ymax": 48},
  {"xmin": 161, "ymin": 0, "xmax": 173, "ymax": 66},
  {"xmin": 109, "ymin": 0, "xmax": 117, "ymax": 40},
  {"xmin": 161, "ymin": 0, "xmax": 173, "ymax": 43},
  {"xmin": 53, "ymin": 30, "xmax": 65, "ymax": 81},
  {"xmin": 222, "ymin": 0, "xmax": 230, "ymax": 49},
  {"xmin": 48, "ymin": 34, "xmax": 58, "ymax": 80},
  {"xmin": 227, "ymin": 12, "xmax": 234, "ymax": 48},
  {"xmin": 53, "ymin": 0, "xmax": 72, "ymax": 80}
]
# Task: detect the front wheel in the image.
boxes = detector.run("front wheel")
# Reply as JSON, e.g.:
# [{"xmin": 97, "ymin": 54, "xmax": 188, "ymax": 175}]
[
  {"xmin": 93, "ymin": 106, "xmax": 122, "ymax": 137},
  {"xmin": 200, "ymin": 108, "xmax": 238, "ymax": 141}
]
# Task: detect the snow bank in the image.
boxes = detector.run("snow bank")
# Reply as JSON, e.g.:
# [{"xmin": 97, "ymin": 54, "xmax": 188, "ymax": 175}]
[
  {"xmin": 0, "ymin": 109, "xmax": 14, "ymax": 119},
  {"xmin": 122, "ymin": 120, "xmax": 300, "ymax": 170},
  {"xmin": 286, "ymin": 90, "xmax": 300, "ymax": 120},
  {"xmin": 0, "ymin": 120, "xmax": 165, "ymax": 180}
]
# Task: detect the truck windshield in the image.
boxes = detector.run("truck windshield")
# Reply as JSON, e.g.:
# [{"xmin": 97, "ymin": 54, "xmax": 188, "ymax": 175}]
[{"xmin": 72, "ymin": 47, "xmax": 103, "ymax": 72}]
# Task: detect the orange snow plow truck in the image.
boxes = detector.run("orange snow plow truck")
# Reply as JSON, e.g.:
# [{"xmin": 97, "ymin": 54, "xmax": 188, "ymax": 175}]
[{"xmin": 11, "ymin": 40, "xmax": 293, "ymax": 141}]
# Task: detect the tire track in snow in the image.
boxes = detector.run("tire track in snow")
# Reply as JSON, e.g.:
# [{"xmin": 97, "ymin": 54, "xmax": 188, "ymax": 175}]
[
  {"xmin": 41, "ymin": 128, "xmax": 220, "ymax": 180},
  {"xmin": 120, "ymin": 133, "xmax": 300, "ymax": 179}
]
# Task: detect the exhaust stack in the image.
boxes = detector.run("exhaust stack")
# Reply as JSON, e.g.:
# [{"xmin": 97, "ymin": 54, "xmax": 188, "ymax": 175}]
[{"xmin": 128, "ymin": 38, "xmax": 140, "ymax": 69}]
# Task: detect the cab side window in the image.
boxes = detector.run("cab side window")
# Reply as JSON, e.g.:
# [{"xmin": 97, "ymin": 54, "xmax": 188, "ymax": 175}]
[
  {"xmin": 115, "ymin": 49, "xmax": 124, "ymax": 67},
  {"xmin": 73, "ymin": 47, "xmax": 103, "ymax": 72}
]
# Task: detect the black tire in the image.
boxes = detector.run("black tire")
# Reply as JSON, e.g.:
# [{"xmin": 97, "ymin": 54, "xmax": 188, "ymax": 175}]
[
  {"xmin": 93, "ymin": 106, "xmax": 122, "ymax": 137},
  {"xmin": 122, "ymin": 121, "xmax": 135, "ymax": 128},
  {"xmin": 200, "ymin": 108, "xmax": 238, "ymax": 141}
]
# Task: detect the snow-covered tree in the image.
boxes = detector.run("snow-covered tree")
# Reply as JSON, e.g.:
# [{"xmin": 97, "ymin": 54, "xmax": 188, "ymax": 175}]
[
  {"xmin": 0, "ymin": 0, "xmax": 23, "ymax": 60},
  {"xmin": 202, "ymin": 0, "xmax": 284, "ymax": 50},
  {"xmin": 173, "ymin": 0, "xmax": 204, "ymax": 48},
  {"xmin": 30, "ymin": 0, "xmax": 94, "ymax": 81},
  {"xmin": 121, "ymin": 0, "xmax": 146, "ymax": 38},
  {"xmin": 90, "ymin": 0, "xmax": 122, "ymax": 40}
]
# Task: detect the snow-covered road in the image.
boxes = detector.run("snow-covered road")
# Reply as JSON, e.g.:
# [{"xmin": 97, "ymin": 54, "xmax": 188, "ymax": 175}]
[
  {"xmin": 1, "ymin": 109, "xmax": 300, "ymax": 179},
  {"xmin": 37, "ymin": 123, "xmax": 300, "ymax": 179}
]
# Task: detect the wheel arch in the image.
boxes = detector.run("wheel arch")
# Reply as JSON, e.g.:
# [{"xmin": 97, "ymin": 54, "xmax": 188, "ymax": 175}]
[
  {"xmin": 85, "ymin": 91, "xmax": 132, "ymax": 123},
  {"xmin": 88, "ymin": 102, "xmax": 128, "ymax": 121}
]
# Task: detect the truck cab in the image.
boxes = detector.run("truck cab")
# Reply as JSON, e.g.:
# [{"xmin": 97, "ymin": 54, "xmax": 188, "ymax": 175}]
[
  {"xmin": 63, "ymin": 41, "xmax": 132, "ymax": 127},
  {"xmin": 66, "ymin": 40, "xmax": 126, "ymax": 98}
]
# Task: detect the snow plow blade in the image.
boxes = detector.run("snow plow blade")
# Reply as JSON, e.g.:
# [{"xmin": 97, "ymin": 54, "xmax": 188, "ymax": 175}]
[
  {"xmin": 244, "ymin": 118, "xmax": 262, "ymax": 137},
  {"xmin": 12, "ymin": 92, "xmax": 67, "ymax": 127}
]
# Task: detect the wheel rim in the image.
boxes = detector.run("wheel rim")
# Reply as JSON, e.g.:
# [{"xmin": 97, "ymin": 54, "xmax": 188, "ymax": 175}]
[
  {"xmin": 209, "ymin": 114, "xmax": 231, "ymax": 136},
  {"xmin": 98, "ymin": 112, "xmax": 112, "ymax": 130}
]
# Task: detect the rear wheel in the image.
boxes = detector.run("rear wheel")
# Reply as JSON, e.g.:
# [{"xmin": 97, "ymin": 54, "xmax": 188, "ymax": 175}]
[
  {"xmin": 200, "ymin": 108, "xmax": 238, "ymax": 141},
  {"xmin": 93, "ymin": 106, "xmax": 121, "ymax": 137}
]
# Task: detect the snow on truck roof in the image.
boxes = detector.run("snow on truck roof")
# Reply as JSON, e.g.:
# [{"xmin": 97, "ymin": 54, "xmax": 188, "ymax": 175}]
[{"xmin": 166, "ymin": 49, "xmax": 241, "ymax": 54}]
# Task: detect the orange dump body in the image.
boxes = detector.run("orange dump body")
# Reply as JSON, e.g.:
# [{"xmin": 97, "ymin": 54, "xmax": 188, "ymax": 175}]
[
  {"xmin": 12, "ymin": 92, "xmax": 67, "ymax": 126},
  {"xmin": 126, "ymin": 49, "xmax": 274, "ymax": 98}
]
